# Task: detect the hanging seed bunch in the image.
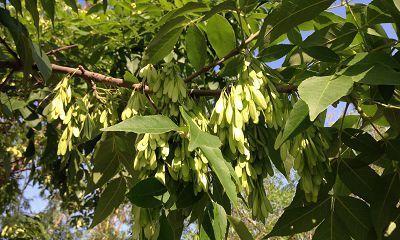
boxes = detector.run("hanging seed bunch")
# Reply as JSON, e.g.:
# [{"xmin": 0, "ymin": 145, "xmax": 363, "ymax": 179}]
[
  {"xmin": 143, "ymin": 63, "xmax": 187, "ymax": 116},
  {"xmin": 43, "ymin": 76, "xmax": 72, "ymax": 121},
  {"xmin": 210, "ymin": 68, "xmax": 282, "ymax": 157},
  {"xmin": 57, "ymin": 102, "xmax": 84, "ymax": 156},
  {"xmin": 290, "ymin": 127, "xmax": 330, "ymax": 202},
  {"xmin": 209, "ymin": 63, "xmax": 285, "ymax": 220},
  {"xmin": 121, "ymin": 90, "xmax": 147, "ymax": 120},
  {"xmin": 133, "ymin": 133, "xmax": 170, "ymax": 180}
]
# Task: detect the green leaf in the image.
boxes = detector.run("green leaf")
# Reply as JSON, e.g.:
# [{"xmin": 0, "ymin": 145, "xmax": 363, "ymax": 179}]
[
  {"xmin": 189, "ymin": 194, "xmax": 209, "ymax": 223},
  {"xmin": 143, "ymin": 27, "xmax": 183, "ymax": 64},
  {"xmin": 342, "ymin": 151, "xmax": 382, "ymax": 169},
  {"xmin": 287, "ymin": 28, "xmax": 303, "ymax": 45},
  {"xmin": 0, "ymin": 9, "xmax": 33, "ymax": 77},
  {"xmin": 385, "ymin": 136, "xmax": 400, "ymax": 161},
  {"xmin": 102, "ymin": 115, "xmax": 179, "ymax": 134},
  {"xmin": 0, "ymin": 93, "xmax": 27, "ymax": 112},
  {"xmin": 170, "ymin": 2, "xmax": 208, "ymax": 19},
  {"xmin": 201, "ymin": 146, "xmax": 238, "ymax": 207},
  {"xmin": 220, "ymin": 56, "xmax": 244, "ymax": 77},
  {"xmin": 91, "ymin": 177, "xmax": 126, "ymax": 227},
  {"xmin": 205, "ymin": 14, "xmax": 236, "ymax": 58},
  {"xmin": 180, "ymin": 108, "xmax": 221, "ymax": 151},
  {"xmin": 126, "ymin": 177, "xmax": 167, "ymax": 208},
  {"xmin": 394, "ymin": 0, "xmax": 400, "ymax": 12},
  {"xmin": 266, "ymin": 198, "xmax": 330, "ymax": 237},
  {"xmin": 87, "ymin": 3, "xmax": 103, "ymax": 15},
  {"xmin": 64, "ymin": 0, "xmax": 78, "ymax": 13},
  {"xmin": 367, "ymin": 0, "xmax": 393, "ymax": 25},
  {"xmin": 40, "ymin": 0, "xmax": 56, "ymax": 23},
  {"xmin": 275, "ymin": 99, "xmax": 309, "ymax": 149},
  {"xmin": 257, "ymin": 0, "xmax": 335, "ymax": 47},
  {"xmin": 176, "ymin": 184, "xmax": 204, "ymax": 209},
  {"xmin": 166, "ymin": 210, "xmax": 186, "ymax": 239},
  {"xmin": 123, "ymin": 71, "xmax": 139, "ymax": 84},
  {"xmin": 298, "ymin": 75, "xmax": 354, "ymax": 121},
  {"xmin": 342, "ymin": 64, "xmax": 400, "ymax": 85},
  {"xmin": 227, "ymin": 216, "xmax": 254, "ymax": 240},
  {"xmin": 201, "ymin": 209, "xmax": 215, "ymax": 240},
  {"xmin": 157, "ymin": 16, "xmax": 189, "ymax": 41},
  {"xmin": 261, "ymin": 128, "xmax": 290, "ymax": 177},
  {"xmin": 335, "ymin": 196, "xmax": 374, "ymax": 240},
  {"xmin": 313, "ymin": 214, "xmax": 352, "ymax": 240},
  {"xmin": 91, "ymin": 134, "xmax": 133, "ymax": 189},
  {"xmin": 370, "ymin": 173, "xmax": 400, "ymax": 237},
  {"xmin": 212, "ymin": 202, "xmax": 227, "ymax": 240},
  {"xmin": 31, "ymin": 43, "xmax": 52, "ymax": 81},
  {"xmin": 331, "ymin": 115, "xmax": 360, "ymax": 129},
  {"xmin": 345, "ymin": 52, "xmax": 400, "ymax": 69},
  {"xmin": 384, "ymin": 109, "xmax": 400, "ymax": 134},
  {"xmin": 25, "ymin": 0, "xmax": 39, "ymax": 31},
  {"xmin": 338, "ymin": 165, "xmax": 380, "ymax": 202},
  {"xmin": 303, "ymin": 23, "xmax": 357, "ymax": 50},
  {"xmin": 258, "ymin": 44, "xmax": 295, "ymax": 62},
  {"xmin": 341, "ymin": 129, "xmax": 382, "ymax": 154},
  {"xmin": 158, "ymin": 212, "xmax": 174, "ymax": 240},
  {"xmin": 303, "ymin": 46, "xmax": 340, "ymax": 62},
  {"xmin": 179, "ymin": 107, "xmax": 237, "ymax": 207},
  {"xmin": 186, "ymin": 25, "xmax": 207, "ymax": 71},
  {"xmin": 203, "ymin": 0, "xmax": 236, "ymax": 21}
]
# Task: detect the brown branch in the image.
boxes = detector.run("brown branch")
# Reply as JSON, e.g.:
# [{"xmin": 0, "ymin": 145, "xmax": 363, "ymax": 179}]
[
  {"xmin": 184, "ymin": 32, "xmax": 259, "ymax": 83},
  {"xmin": 51, "ymin": 63, "xmax": 147, "ymax": 91},
  {"xmin": 144, "ymin": 92, "xmax": 159, "ymax": 113},
  {"xmin": 46, "ymin": 44, "xmax": 78, "ymax": 55},
  {"xmin": 0, "ymin": 60, "xmax": 296, "ymax": 96}
]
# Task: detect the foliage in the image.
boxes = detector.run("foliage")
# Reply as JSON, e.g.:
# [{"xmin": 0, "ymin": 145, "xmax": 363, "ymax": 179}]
[{"xmin": 1, "ymin": 0, "xmax": 400, "ymax": 239}]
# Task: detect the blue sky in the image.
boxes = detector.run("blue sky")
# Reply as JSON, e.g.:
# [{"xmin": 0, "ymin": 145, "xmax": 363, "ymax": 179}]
[{"xmin": 25, "ymin": 0, "xmax": 398, "ymax": 214}]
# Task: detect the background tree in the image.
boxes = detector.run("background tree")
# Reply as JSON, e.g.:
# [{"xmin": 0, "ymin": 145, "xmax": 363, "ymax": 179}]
[{"xmin": 1, "ymin": 0, "xmax": 400, "ymax": 239}]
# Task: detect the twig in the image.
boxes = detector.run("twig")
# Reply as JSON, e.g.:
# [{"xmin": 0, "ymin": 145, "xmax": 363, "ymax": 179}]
[
  {"xmin": 0, "ymin": 37, "xmax": 19, "ymax": 61},
  {"xmin": 51, "ymin": 63, "xmax": 146, "ymax": 90},
  {"xmin": 46, "ymin": 44, "xmax": 78, "ymax": 55},
  {"xmin": 78, "ymin": 65, "xmax": 102, "ymax": 100},
  {"xmin": 144, "ymin": 92, "xmax": 159, "ymax": 113},
  {"xmin": 365, "ymin": 100, "xmax": 400, "ymax": 110},
  {"xmin": 184, "ymin": 31, "xmax": 259, "ymax": 83},
  {"xmin": 351, "ymin": 98, "xmax": 385, "ymax": 139},
  {"xmin": 328, "ymin": 0, "xmax": 350, "ymax": 10},
  {"xmin": 345, "ymin": 0, "xmax": 370, "ymax": 51},
  {"xmin": 0, "ymin": 69, "xmax": 15, "ymax": 91},
  {"xmin": 336, "ymin": 102, "xmax": 350, "ymax": 165},
  {"xmin": 370, "ymin": 40, "xmax": 399, "ymax": 53},
  {"xmin": 10, "ymin": 167, "xmax": 31, "ymax": 175}
]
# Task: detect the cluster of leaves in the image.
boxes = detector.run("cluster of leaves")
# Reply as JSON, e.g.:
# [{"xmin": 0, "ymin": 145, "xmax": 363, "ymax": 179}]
[{"xmin": 1, "ymin": 0, "xmax": 400, "ymax": 239}]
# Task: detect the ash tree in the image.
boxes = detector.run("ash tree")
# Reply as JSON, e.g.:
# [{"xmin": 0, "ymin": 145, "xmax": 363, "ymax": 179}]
[{"xmin": 1, "ymin": 0, "xmax": 400, "ymax": 239}]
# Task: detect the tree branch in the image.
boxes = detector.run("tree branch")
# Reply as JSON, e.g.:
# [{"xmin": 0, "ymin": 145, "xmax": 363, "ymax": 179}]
[
  {"xmin": 0, "ymin": 60, "xmax": 296, "ymax": 96},
  {"xmin": 46, "ymin": 44, "xmax": 78, "ymax": 55},
  {"xmin": 0, "ymin": 30, "xmax": 299, "ymax": 97},
  {"xmin": 51, "ymin": 63, "xmax": 147, "ymax": 91}
]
